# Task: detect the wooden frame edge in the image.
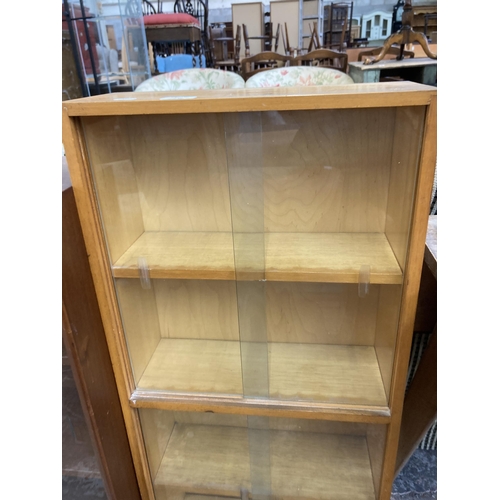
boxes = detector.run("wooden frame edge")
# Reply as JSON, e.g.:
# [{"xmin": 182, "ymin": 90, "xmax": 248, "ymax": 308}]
[
  {"xmin": 64, "ymin": 85, "xmax": 436, "ymax": 116},
  {"xmin": 130, "ymin": 391, "xmax": 392, "ymax": 424},
  {"xmin": 378, "ymin": 95, "xmax": 437, "ymax": 500},
  {"xmin": 62, "ymin": 108, "xmax": 155, "ymax": 500}
]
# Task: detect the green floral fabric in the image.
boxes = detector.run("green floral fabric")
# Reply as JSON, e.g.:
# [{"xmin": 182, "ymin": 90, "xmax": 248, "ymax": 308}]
[
  {"xmin": 245, "ymin": 67, "xmax": 354, "ymax": 88},
  {"xmin": 135, "ymin": 68, "xmax": 245, "ymax": 91}
]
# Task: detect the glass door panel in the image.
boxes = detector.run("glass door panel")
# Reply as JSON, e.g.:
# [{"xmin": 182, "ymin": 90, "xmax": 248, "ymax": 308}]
[
  {"xmin": 139, "ymin": 409, "xmax": 387, "ymax": 500},
  {"xmin": 82, "ymin": 104, "xmax": 425, "ymax": 406},
  {"xmin": 82, "ymin": 113, "xmax": 243, "ymax": 397},
  {"xmin": 225, "ymin": 106, "xmax": 425, "ymax": 406}
]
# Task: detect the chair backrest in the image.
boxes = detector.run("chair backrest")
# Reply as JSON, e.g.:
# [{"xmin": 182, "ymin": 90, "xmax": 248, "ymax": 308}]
[
  {"xmin": 245, "ymin": 66, "xmax": 354, "ymax": 88},
  {"xmin": 242, "ymin": 24, "xmax": 251, "ymax": 57},
  {"xmin": 325, "ymin": 3, "xmax": 349, "ymax": 51},
  {"xmin": 134, "ymin": 68, "xmax": 246, "ymax": 91},
  {"xmin": 264, "ymin": 22, "xmax": 273, "ymax": 52},
  {"xmin": 274, "ymin": 24, "xmax": 281, "ymax": 52},
  {"xmin": 234, "ymin": 25, "xmax": 242, "ymax": 64},
  {"xmin": 142, "ymin": 0, "xmax": 157, "ymax": 15},
  {"xmin": 240, "ymin": 51, "xmax": 293, "ymax": 80},
  {"xmin": 283, "ymin": 22, "xmax": 291, "ymax": 55},
  {"xmin": 307, "ymin": 22, "xmax": 321, "ymax": 52},
  {"xmin": 294, "ymin": 48, "xmax": 348, "ymax": 73},
  {"xmin": 208, "ymin": 26, "xmax": 217, "ymax": 64},
  {"xmin": 125, "ymin": 0, "xmax": 158, "ymax": 17},
  {"xmin": 210, "ymin": 25, "xmax": 242, "ymax": 69},
  {"xmin": 357, "ymin": 45, "xmax": 415, "ymax": 62},
  {"xmin": 174, "ymin": 0, "xmax": 208, "ymax": 35}
]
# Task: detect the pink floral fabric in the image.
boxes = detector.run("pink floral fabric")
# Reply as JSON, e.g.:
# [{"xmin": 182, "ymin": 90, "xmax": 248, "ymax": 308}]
[
  {"xmin": 245, "ymin": 67, "xmax": 354, "ymax": 88},
  {"xmin": 135, "ymin": 68, "xmax": 245, "ymax": 91}
]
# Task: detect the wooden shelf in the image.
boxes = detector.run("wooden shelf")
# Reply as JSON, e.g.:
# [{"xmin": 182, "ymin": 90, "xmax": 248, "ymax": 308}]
[
  {"xmin": 137, "ymin": 339, "xmax": 388, "ymax": 406},
  {"xmin": 265, "ymin": 233, "xmax": 402, "ymax": 284},
  {"xmin": 113, "ymin": 232, "xmax": 235, "ymax": 280},
  {"xmin": 154, "ymin": 423, "xmax": 376, "ymax": 499},
  {"xmin": 113, "ymin": 231, "xmax": 402, "ymax": 284}
]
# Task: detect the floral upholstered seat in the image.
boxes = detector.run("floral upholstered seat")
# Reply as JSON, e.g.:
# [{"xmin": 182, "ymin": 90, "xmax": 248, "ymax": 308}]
[
  {"xmin": 135, "ymin": 68, "xmax": 245, "ymax": 91},
  {"xmin": 245, "ymin": 66, "xmax": 354, "ymax": 88}
]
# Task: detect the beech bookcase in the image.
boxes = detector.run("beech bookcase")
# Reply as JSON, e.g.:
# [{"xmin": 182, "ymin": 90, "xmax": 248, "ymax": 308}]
[{"xmin": 62, "ymin": 82, "xmax": 437, "ymax": 500}]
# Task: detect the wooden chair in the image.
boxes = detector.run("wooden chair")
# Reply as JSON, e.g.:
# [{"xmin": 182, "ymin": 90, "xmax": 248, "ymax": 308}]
[
  {"xmin": 209, "ymin": 25, "xmax": 242, "ymax": 72},
  {"xmin": 263, "ymin": 22, "xmax": 273, "ymax": 52},
  {"xmin": 240, "ymin": 51, "xmax": 293, "ymax": 80},
  {"xmin": 125, "ymin": 0, "xmax": 158, "ymax": 17},
  {"xmin": 174, "ymin": 0, "xmax": 209, "ymax": 61},
  {"xmin": 263, "ymin": 22, "xmax": 281, "ymax": 53},
  {"xmin": 357, "ymin": 45, "xmax": 415, "ymax": 63},
  {"xmin": 242, "ymin": 24, "xmax": 251, "ymax": 57},
  {"xmin": 274, "ymin": 24, "xmax": 281, "ymax": 52},
  {"xmin": 282, "ymin": 23, "xmax": 291, "ymax": 55},
  {"xmin": 324, "ymin": 3, "xmax": 349, "ymax": 51},
  {"xmin": 293, "ymin": 48, "xmax": 348, "ymax": 73},
  {"xmin": 243, "ymin": 23, "xmax": 276, "ymax": 57},
  {"xmin": 282, "ymin": 22, "xmax": 307, "ymax": 57},
  {"xmin": 307, "ymin": 22, "xmax": 322, "ymax": 52}
]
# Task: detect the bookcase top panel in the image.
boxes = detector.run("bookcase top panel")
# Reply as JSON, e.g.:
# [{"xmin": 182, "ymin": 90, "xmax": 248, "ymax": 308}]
[{"xmin": 63, "ymin": 81, "xmax": 436, "ymax": 116}]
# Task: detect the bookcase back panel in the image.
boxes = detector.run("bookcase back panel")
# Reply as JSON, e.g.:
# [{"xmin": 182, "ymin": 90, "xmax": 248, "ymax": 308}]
[
  {"xmin": 265, "ymin": 282, "xmax": 379, "ymax": 345},
  {"xmin": 83, "ymin": 114, "xmax": 233, "ymax": 238},
  {"xmin": 153, "ymin": 279, "xmax": 240, "ymax": 341},
  {"xmin": 117, "ymin": 278, "xmax": 380, "ymax": 346},
  {"xmin": 169, "ymin": 412, "xmax": 368, "ymax": 435},
  {"xmin": 124, "ymin": 114, "xmax": 233, "ymax": 233},
  {"xmin": 260, "ymin": 108, "xmax": 396, "ymax": 233}
]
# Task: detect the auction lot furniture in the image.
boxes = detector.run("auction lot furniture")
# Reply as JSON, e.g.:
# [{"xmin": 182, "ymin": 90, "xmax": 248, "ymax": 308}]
[
  {"xmin": 62, "ymin": 81, "xmax": 437, "ymax": 500},
  {"xmin": 348, "ymin": 57, "xmax": 437, "ymax": 85}
]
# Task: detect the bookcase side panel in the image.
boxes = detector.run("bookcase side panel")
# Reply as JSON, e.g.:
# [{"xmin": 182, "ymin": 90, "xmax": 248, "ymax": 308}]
[
  {"xmin": 115, "ymin": 279, "xmax": 162, "ymax": 384},
  {"xmin": 385, "ymin": 106, "xmax": 426, "ymax": 271}
]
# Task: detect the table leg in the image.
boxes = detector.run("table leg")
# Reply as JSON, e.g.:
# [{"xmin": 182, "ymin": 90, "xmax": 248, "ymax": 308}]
[
  {"xmin": 422, "ymin": 64, "xmax": 437, "ymax": 85},
  {"xmin": 191, "ymin": 41, "xmax": 196, "ymax": 68},
  {"xmin": 153, "ymin": 43, "xmax": 159, "ymax": 74}
]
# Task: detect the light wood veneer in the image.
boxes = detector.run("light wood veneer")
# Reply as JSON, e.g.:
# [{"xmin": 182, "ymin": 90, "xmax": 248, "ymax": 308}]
[{"xmin": 137, "ymin": 338, "xmax": 387, "ymax": 406}]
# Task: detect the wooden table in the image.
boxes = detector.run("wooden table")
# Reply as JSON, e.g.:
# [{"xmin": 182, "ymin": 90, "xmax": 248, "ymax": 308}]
[{"xmin": 348, "ymin": 57, "xmax": 437, "ymax": 85}]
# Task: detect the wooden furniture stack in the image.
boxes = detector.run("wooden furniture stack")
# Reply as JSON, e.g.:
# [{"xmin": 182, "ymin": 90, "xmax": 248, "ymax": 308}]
[
  {"xmin": 412, "ymin": 4, "xmax": 437, "ymax": 37},
  {"xmin": 62, "ymin": 81, "xmax": 437, "ymax": 500},
  {"xmin": 232, "ymin": 2, "xmax": 265, "ymax": 56}
]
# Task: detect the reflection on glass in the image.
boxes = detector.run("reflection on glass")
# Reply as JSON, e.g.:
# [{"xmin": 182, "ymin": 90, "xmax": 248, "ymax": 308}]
[
  {"xmin": 64, "ymin": 0, "xmax": 150, "ymax": 95},
  {"xmin": 83, "ymin": 105, "xmax": 424, "ymax": 406},
  {"xmin": 225, "ymin": 112, "xmax": 269, "ymax": 399}
]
